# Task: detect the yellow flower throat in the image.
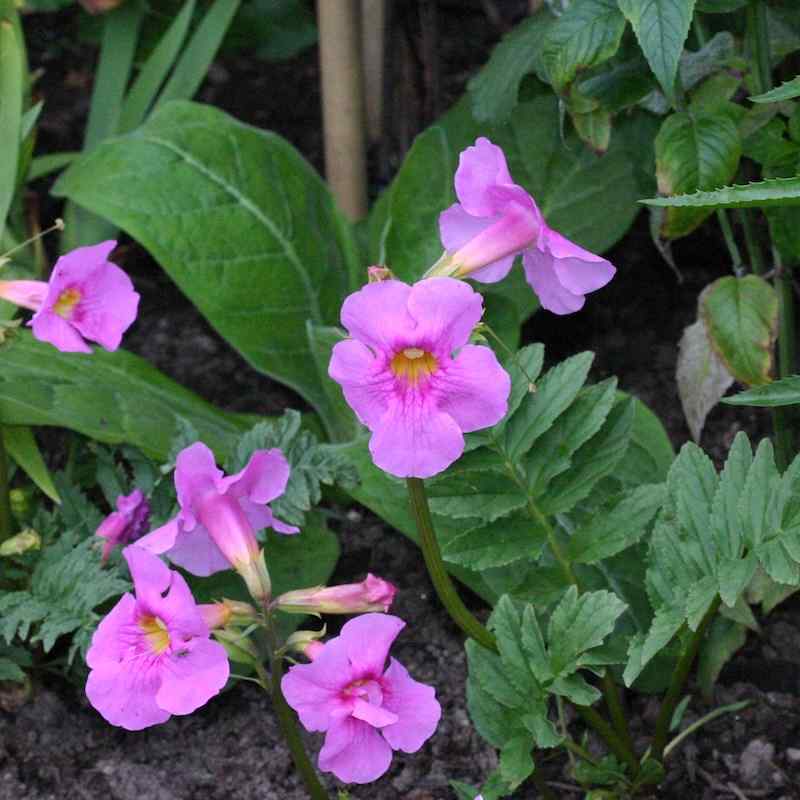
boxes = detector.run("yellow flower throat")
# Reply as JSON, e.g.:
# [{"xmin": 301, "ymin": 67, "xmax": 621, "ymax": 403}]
[
  {"xmin": 139, "ymin": 615, "xmax": 171, "ymax": 654},
  {"xmin": 53, "ymin": 288, "xmax": 82, "ymax": 319},
  {"xmin": 390, "ymin": 347, "xmax": 438, "ymax": 386}
]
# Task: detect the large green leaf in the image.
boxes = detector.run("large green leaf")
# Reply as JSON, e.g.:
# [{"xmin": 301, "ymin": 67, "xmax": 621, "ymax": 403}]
[
  {"xmin": 700, "ymin": 276, "xmax": 778, "ymax": 386},
  {"xmin": 654, "ymin": 110, "xmax": 741, "ymax": 238},
  {"xmin": 53, "ymin": 100, "xmax": 360, "ymax": 436},
  {"xmin": 3, "ymin": 425, "xmax": 60, "ymax": 503},
  {"xmin": 0, "ymin": 15, "xmax": 23, "ymax": 242},
  {"xmin": 0, "ymin": 331, "xmax": 248, "ymax": 460},
  {"xmin": 750, "ymin": 76, "xmax": 800, "ymax": 104},
  {"xmin": 723, "ymin": 375, "xmax": 800, "ymax": 407},
  {"xmin": 372, "ymin": 94, "xmax": 644, "ymax": 324},
  {"xmin": 618, "ymin": 0, "xmax": 697, "ymax": 102},
  {"xmin": 540, "ymin": 0, "xmax": 626, "ymax": 93},
  {"xmin": 642, "ymin": 176, "xmax": 800, "ymax": 209}
]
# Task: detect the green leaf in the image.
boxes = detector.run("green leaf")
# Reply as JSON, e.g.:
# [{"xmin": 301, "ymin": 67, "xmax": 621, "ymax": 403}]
[
  {"xmin": 540, "ymin": 0, "xmax": 626, "ymax": 93},
  {"xmin": 750, "ymin": 75, "xmax": 800, "ymax": 104},
  {"xmin": 723, "ymin": 375, "xmax": 800, "ymax": 407},
  {"xmin": 27, "ymin": 151, "xmax": 79, "ymax": 182},
  {"xmin": 700, "ymin": 275, "xmax": 778, "ymax": 386},
  {"xmin": 500, "ymin": 736, "xmax": 535, "ymax": 789},
  {"xmin": 443, "ymin": 512, "xmax": 548, "ymax": 570},
  {"xmin": 3, "ymin": 425, "xmax": 60, "ymax": 503},
  {"xmin": 697, "ymin": 616, "xmax": 746, "ymax": 700},
  {"xmin": 654, "ymin": 110, "xmax": 741, "ymax": 238},
  {"xmin": 54, "ymin": 101, "xmax": 359, "ymax": 434},
  {"xmin": 0, "ymin": 331, "xmax": 248, "ymax": 461},
  {"xmin": 504, "ymin": 352, "xmax": 594, "ymax": 461},
  {"xmin": 0, "ymin": 16, "xmax": 23, "ymax": 242},
  {"xmin": 618, "ymin": 0, "xmax": 697, "ymax": 101},
  {"xmin": 742, "ymin": 118, "xmax": 800, "ymax": 170},
  {"xmin": 676, "ymin": 318, "xmax": 734, "ymax": 442},
  {"xmin": 642, "ymin": 176, "xmax": 800, "ymax": 209},
  {"xmin": 619, "ymin": 394, "xmax": 674, "ymax": 485},
  {"xmin": 568, "ymin": 484, "xmax": 666, "ymax": 564},
  {"xmin": 468, "ymin": 12, "xmax": 554, "ymax": 122},
  {"xmin": 696, "ymin": 0, "xmax": 746, "ymax": 10},
  {"xmin": 427, "ymin": 468, "xmax": 526, "ymax": 523}
]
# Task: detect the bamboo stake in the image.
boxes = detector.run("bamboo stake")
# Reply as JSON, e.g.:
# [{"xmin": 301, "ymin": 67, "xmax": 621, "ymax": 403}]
[
  {"xmin": 360, "ymin": 0, "xmax": 385, "ymax": 144},
  {"xmin": 317, "ymin": 0, "xmax": 368, "ymax": 220}
]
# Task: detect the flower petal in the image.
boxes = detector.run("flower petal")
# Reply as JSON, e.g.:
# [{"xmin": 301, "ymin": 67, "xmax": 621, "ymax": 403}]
[
  {"xmin": 435, "ymin": 344, "xmax": 510, "ymax": 432},
  {"xmin": 70, "ymin": 261, "xmax": 140, "ymax": 351},
  {"xmin": 155, "ymin": 638, "xmax": 229, "ymax": 716},
  {"xmin": 329, "ymin": 339, "xmax": 394, "ymax": 429},
  {"xmin": 454, "ymin": 137, "xmax": 515, "ymax": 216},
  {"xmin": 155, "ymin": 572, "xmax": 207, "ymax": 637},
  {"xmin": 85, "ymin": 659, "xmax": 170, "ymax": 731},
  {"xmin": 85, "ymin": 593, "xmax": 137, "ymax": 669},
  {"xmin": 522, "ymin": 247, "xmax": 585, "ymax": 315},
  {"xmin": 30, "ymin": 311, "xmax": 91, "ymax": 353},
  {"xmin": 0, "ymin": 280, "xmax": 48, "ymax": 311},
  {"xmin": 351, "ymin": 697, "xmax": 399, "ymax": 728},
  {"xmin": 174, "ymin": 442, "xmax": 222, "ymax": 512},
  {"xmin": 370, "ymin": 397, "xmax": 464, "ymax": 479},
  {"xmin": 544, "ymin": 229, "xmax": 616, "ymax": 295},
  {"xmin": 340, "ymin": 280, "xmax": 415, "ymax": 351},
  {"xmin": 380, "ymin": 657, "xmax": 442, "ymax": 752},
  {"xmin": 439, "ymin": 203, "xmax": 494, "ymax": 252},
  {"xmin": 47, "ymin": 241, "xmax": 118, "ymax": 290},
  {"xmin": 135, "ymin": 516, "xmax": 181, "ymax": 555},
  {"xmin": 123, "ymin": 545, "xmax": 171, "ymax": 607},
  {"xmin": 341, "ymin": 613, "xmax": 405, "ymax": 678},
  {"xmin": 217, "ymin": 448, "xmax": 290, "ymax": 504},
  {"xmin": 318, "ymin": 717, "xmax": 394, "ymax": 784},
  {"xmin": 163, "ymin": 522, "xmax": 231, "ymax": 576},
  {"xmin": 406, "ymin": 277, "xmax": 484, "ymax": 353}
]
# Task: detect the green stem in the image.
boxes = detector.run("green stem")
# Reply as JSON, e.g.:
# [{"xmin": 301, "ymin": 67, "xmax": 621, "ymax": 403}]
[
  {"xmin": 262, "ymin": 649, "xmax": 329, "ymax": 800},
  {"xmin": 651, "ymin": 597, "xmax": 721, "ymax": 762},
  {"xmin": 775, "ymin": 264, "xmax": 796, "ymax": 469},
  {"xmin": 716, "ymin": 210, "xmax": 744, "ymax": 276},
  {"xmin": 0, "ymin": 425, "xmax": 10, "ymax": 542},
  {"xmin": 601, "ymin": 671, "xmax": 636, "ymax": 764},
  {"xmin": 406, "ymin": 477, "xmax": 497, "ymax": 651},
  {"xmin": 738, "ymin": 208, "xmax": 766, "ymax": 275},
  {"xmin": 562, "ymin": 737, "xmax": 600, "ymax": 767},
  {"xmin": 747, "ymin": 0, "xmax": 772, "ymax": 97},
  {"xmin": 576, "ymin": 706, "xmax": 639, "ymax": 777}
]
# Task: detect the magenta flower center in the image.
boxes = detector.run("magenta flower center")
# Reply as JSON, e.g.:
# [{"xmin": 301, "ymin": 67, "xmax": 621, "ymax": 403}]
[
  {"xmin": 343, "ymin": 677, "xmax": 383, "ymax": 705},
  {"xmin": 390, "ymin": 347, "xmax": 438, "ymax": 386},
  {"xmin": 53, "ymin": 287, "xmax": 82, "ymax": 319},
  {"xmin": 139, "ymin": 614, "xmax": 171, "ymax": 654}
]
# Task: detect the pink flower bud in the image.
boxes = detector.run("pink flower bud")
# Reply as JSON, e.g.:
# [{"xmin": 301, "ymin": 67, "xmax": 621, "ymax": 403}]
[
  {"xmin": 285, "ymin": 627, "xmax": 327, "ymax": 660},
  {"xmin": 367, "ymin": 265, "xmax": 394, "ymax": 283},
  {"xmin": 275, "ymin": 574, "xmax": 397, "ymax": 615},
  {"xmin": 198, "ymin": 599, "xmax": 258, "ymax": 629},
  {"xmin": 96, "ymin": 489, "xmax": 150, "ymax": 563}
]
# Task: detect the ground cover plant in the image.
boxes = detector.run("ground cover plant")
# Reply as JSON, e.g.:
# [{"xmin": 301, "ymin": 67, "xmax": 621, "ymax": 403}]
[{"xmin": 2, "ymin": 1, "xmax": 800, "ymax": 798}]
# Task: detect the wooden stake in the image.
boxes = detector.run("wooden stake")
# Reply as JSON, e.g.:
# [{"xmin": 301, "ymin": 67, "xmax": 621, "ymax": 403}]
[
  {"xmin": 361, "ymin": 0, "xmax": 385, "ymax": 144},
  {"xmin": 317, "ymin": 0, "xmax": 368, "ymax": 220}
]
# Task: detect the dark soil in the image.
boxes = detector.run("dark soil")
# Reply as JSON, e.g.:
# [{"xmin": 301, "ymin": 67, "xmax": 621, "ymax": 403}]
[{"xmin": 2, "ymin": 3, "xmax": 798, "ymax": 799}]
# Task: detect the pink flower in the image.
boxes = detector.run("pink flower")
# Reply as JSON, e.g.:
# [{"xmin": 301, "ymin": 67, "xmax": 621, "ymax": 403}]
[
  {"xmin": 197, "ymin": 599, "xmax": 258, "ymax": 629},
  {"xmin": 328, "ymin": 277, "xmax": 510, "ymax": 479},
  {"xmin": 96, "ymin": 489, "xmax": 150, "ymax": 563},
  {"xmin": 437, "ymin": 137, "xmax": 616, "ymax": 315},
  {"xmin": 275, "ymin": 574, "xmax": 397, "ymax": 615},
  {"xmin": 85, "ymin": 546, "xmax": 229, "ymax": 730},
  {"xmin": 282, "ymin": 614, "xmax": 441, "ymax": 784},
  {"xmin": 0, "ymin": 241, "xmax": 139, "ymax": 352},
  {"xmin": 136, "ymin": 442, "xmax": 297, "ymax": 600}
]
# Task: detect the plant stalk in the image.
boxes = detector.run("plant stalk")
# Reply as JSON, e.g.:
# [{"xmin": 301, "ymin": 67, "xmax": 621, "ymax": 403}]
[
  {"xmin": 651, "ymin": 596, "xmax": 721, "ymax": 762},
  {"xmin": 406, "ymin": 477, "xmax": 497, "ymax": 651},
  {"xmin": 775, "ymin": 263, "xmax": 796, "ymax": 468},
  {"xmin": 0, "ymin": 425, "xmax": 10, "ymax": 542},
  {"xmin": 259, "ymin": 644, "xmax": 329, "ymax": 800},
  {"xmin": 576, "ymin": 705, "xmax": 639, "ymax": 776}
]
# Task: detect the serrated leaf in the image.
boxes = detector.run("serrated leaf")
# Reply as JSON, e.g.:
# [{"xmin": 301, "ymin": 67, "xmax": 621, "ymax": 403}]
[
  {"xmin": 568, "ymin": 483, "xmax": 666, "ymax": 564},
  {"xmin": 443, "ymin": 513, "xmax": 548, "ymax": 571},
  {"xmin": 504, "ymin": 351, "xmax": 594, "ymax": 461},
  {"xmin": 702, "ymin": 275, "xmax": 778, "ymax": 387},
  {"xmin": 618, "ymin": 0, "xmax": 697, "ymax": 101},
  {"xmin": 642, "ymin": 176, "xmax": 800, "ymax": 209},
  {"xmin": 500, "ymin": 735, "xmax": 535, "ymax": 789},
  {"xmin": 723, "ymin": 375, "xmax": 800, "ymax": 407},
  {"xmin": 53, "ymin": 100, "xmax": 359, "ymax": 436},
  {"xmin": 750, "ymin": 75, "xmax": 800, "ymax": 104},
  {"xmin": 676, "ymin": 319, "xmax": 734, "ymax": 442},
  {"xmin": 468, "ymin": 12, "xmax": 554, "ymax": 122},
  {"xmin": 742, "ymin": 118, "xmax": 800, "ymax": 170},
  {"xmin": 541, "ymin": 0, "xmax": 626, "ymax": 93},
  {"xmin": 623, "ymin": 605, "xmax": 684, "ymax": 685},
  {"xmin": 427, "ymin": 469, "xmax": 526, "ymax": 523},
  {"xmin": 654, "ymin": 110, "xmax": 741, "ymax": 238},
  {"xmin": 686, "ymin": 575, "xmax": 718, "ymax": 630}
]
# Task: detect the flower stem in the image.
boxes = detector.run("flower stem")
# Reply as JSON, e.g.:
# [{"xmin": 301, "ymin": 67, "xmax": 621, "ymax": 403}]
[
  {"xmin": 576, "ymin": 705, "xmax": 639, "ymax": 777},
  {"xmin": 406, "ymin": 477, "xmax": 497, "ymax": 651},
  {"xmin": 0, "ymin": 425, "xmax": 11, "ymax": 542},
  {"xmin": 651, "ymin": 596, "xmax": 721, "ymax": 762},
  {"xmin": 264, "ymin": 654, "xmax": 329, "ymax": 800}
]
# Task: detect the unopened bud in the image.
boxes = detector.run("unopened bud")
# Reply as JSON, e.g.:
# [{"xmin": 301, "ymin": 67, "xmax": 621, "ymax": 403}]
[
  {"xmin": 199, "ymin": 599, "xmax": 258, "ymax": 630},
  {"xmin": 213, "ymin": 628, "xmax": 260, "ymax": 666},
  {"xmin": 9, "ymin": 488, "xmax": 31, "ymax": 518},
  {"xmin": 285, "ymin": 626, "xmax": 327, "ymax": 660},
  {"xmin": 0, "ymin": 528, "xmax": 41, "ymax": 557},
  {"xmin": 367, "ymin": 265, "xmax": 394, "ymax": 283},
  {"xmin": 274, "ymin": 574, "xmax": 397, "ymax": 616},
  {"xmin": 238, "ymin": 548, "xmax": 272, "ymax": 603}
]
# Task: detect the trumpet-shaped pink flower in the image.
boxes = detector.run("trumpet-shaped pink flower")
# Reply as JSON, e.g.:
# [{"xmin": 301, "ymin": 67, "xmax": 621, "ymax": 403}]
[
  {"xmin": 329, "ymin": 277, "xmax": 510, "ymax": 479},
  {"xmin": 438, "ymin": 137, "xmax": 615, "ymax": 315},
  {"xmin": 96, "ymin": 489, "xmax": 150, "ymax": 563},
  {"xmin": 282, "ymin": 614, "xmax": 441, "ymax": 784},
  {"xmin": 275, "ymin": 574, "xmax": 397, "ymax": 615},
  {"xmin": 85, "ymin": 546, "xmax": 229, "ymax": 730},
  {"xmin": 0, "ymin": 241, "xmax": 139, "ymax": 352},
  {"xmin": 136, "ymin": 442, "xmax": 297, "ymax": 596}
]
